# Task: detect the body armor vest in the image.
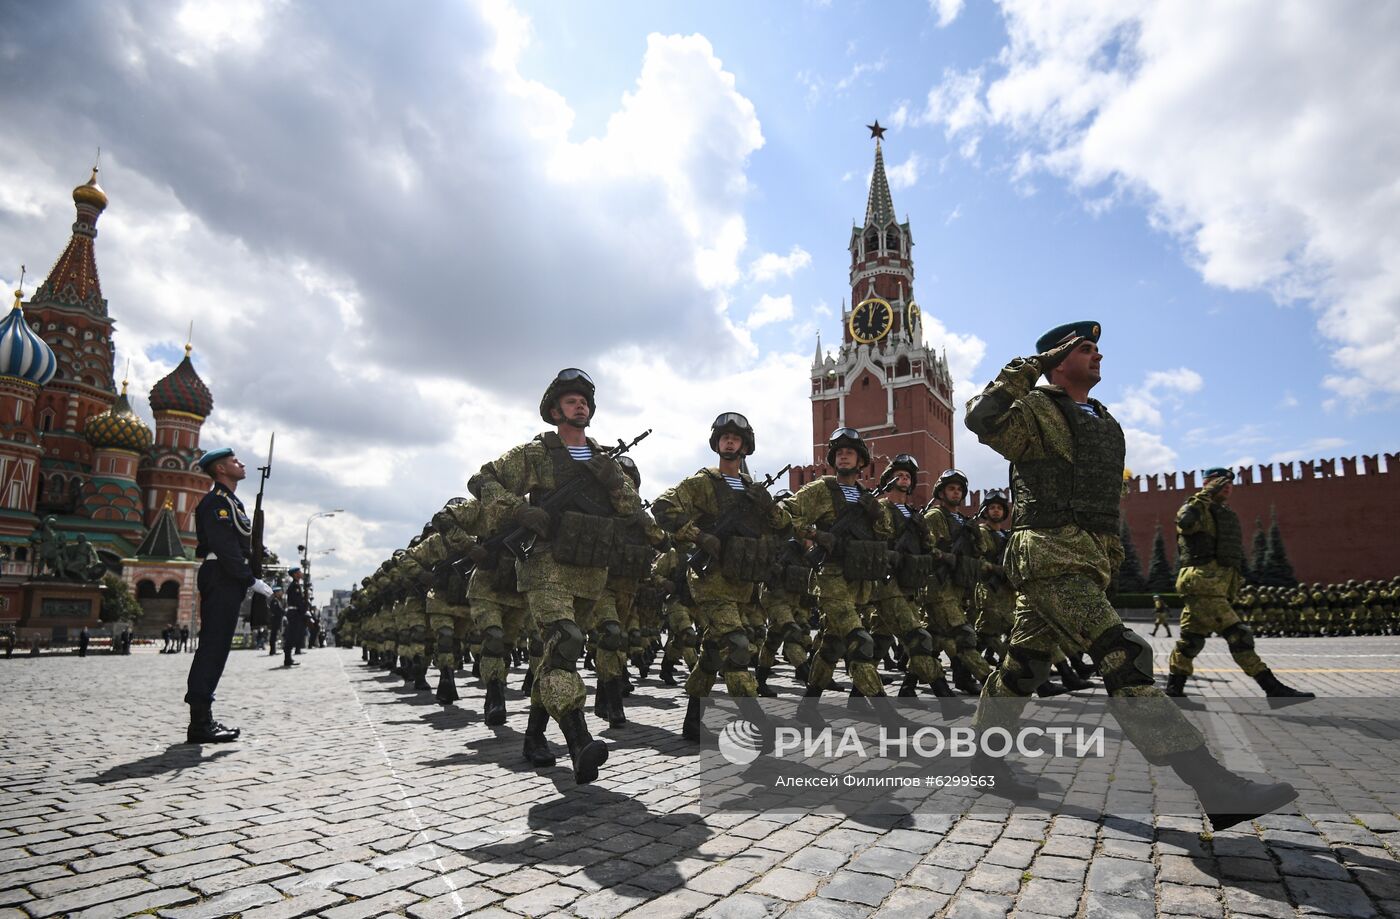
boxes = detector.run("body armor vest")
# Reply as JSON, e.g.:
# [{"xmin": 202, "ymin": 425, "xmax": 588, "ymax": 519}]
[
  {"xmin": 703, "ymin": 472, "xmax": 775, "ymax": 582},
  {"xmin": 1179, "ymin": 502, "xmax": 1245, "ymax": 570},
  {"xmin": 534, "ymin": 433, "xmax": 615, "ymax": 568},
  {"xmin": 1010, "ymin": 388, "xmax": 1124, "ymax": 535},
  {"xmin": 984, "ymin": 526, "xmax": 1010, "ymax": 565},
  {"xmin": 608, "ymin": 516, "xmax": 654, "ymax": 579},
  {"xmin": 891, "ymin": 504, "xmax": 936, "ymax": 590},
  {"xmin": 824, "ymin": 480, "xmax": 885, "ymax": 580}
]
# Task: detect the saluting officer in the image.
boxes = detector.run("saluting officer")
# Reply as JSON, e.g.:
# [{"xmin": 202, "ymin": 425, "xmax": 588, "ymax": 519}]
[{"xmin": 185, "ymin": 448, "xmax": 274, "ymax": 743}]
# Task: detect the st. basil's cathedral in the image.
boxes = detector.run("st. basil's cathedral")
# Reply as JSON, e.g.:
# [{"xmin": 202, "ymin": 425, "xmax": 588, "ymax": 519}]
[{"xmin": 0, "ymin": 168, "xmax": 213, "ymax": 635}]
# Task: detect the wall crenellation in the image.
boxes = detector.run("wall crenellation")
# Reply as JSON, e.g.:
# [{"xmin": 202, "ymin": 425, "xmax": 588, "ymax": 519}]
[{"xmin": 1124, "ymin": 453, "xmax": 1395, "ymax": 496}]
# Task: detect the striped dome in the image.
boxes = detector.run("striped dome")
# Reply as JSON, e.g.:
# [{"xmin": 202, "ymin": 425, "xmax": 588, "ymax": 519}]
[
  {"xmin": 86, "ymin": 387, "xmax": 153, "ymax": 452},
  {"xmin": 149, "ymin": 346, "xmax": 213, "ymax": 417},
  {"xmin": 0, "ymin": 298, "xmax": 58, "ymax": 386}
]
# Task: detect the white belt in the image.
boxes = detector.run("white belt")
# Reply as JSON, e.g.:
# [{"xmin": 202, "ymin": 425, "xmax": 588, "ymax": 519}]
[{"xmin": 205, "ymin": 553, "xmax": 218, "ymax": 560}]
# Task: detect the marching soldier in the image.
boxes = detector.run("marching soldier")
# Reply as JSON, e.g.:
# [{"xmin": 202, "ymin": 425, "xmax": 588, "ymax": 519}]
[
  {"xmin": 1151, "ymin": 593, "xmax": 1173, "ymax": 636},
  {"xmin": 185, "ymin": 448, "xmax": 273, "ymax": 744},
  {"xmin": 780, "ymin": 428, "xmax": 896, "ymax": 708},
  {"xmin": 652, "ymin": 412, "xmax": 791, "ymax": 740},
  {"xmin": 470, "ymin": 369, "xmax": 640, "ymax": 784},
  {"xmin": 1167, "ymin": 468, "xmax": 1313, "ymax": 699},
  {"xmin": 972, "ymin": 490, "xmax": 1015, "ymax": 667},
  {"xmin": 962, "ymin": 320, "xmax": 1297, "ymax": 829},
  {"xmin": 923, "ymin": 469, "xmax": 995, "ymax": 693}
]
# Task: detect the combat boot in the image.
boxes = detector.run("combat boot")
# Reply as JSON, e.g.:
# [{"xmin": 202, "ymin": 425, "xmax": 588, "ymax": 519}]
[
  {"xmin": 1253, "ymin": 670, "xmax": 1315, "ymax": 700},
  {"xmin": 483, "ymin": 679, "xmax": 507, "ymax": 726},
  {"xmin": 971, "ymin": 752, "xmax": 1038, "ymax": 803},
  {"xmin": 1070, "ymin": 653, "xmax": 1097, "ymax": 681},
  {"xmin": 797, "ymin": 683, "xmax": 825, "ymax": 728},
  {"xmin": 521, "ymin": 705, "xmax": 558, "ymax": 768},
  {"xmin": 1165, "ymin": 746, "xmax": 1298, "ymax": 831},
  {"xmin": 592, "ymin": 681, "xmax": 611, "ymax": 722},
  {"xmin": 186, "ymin": 704, "xmax": 239, "ymax": 744},
  {"xmin": 583, "ymin": 649, "xmax": 596, "ymax": 672},
  {"xmin": 470, "ymin": 655, "xmax": 481, "ymax": 679},
  {"xmin": 951, "ymin": 660, "xmax": 982, "ymax": 696},
  {"xmin": 793, "ymin": 660, "xmax": 811, "ymax": 686},
  {"xmin": 520, "ymin": 667, "xmax": 535, "ymax": 695},
  {"xmin": 659, "ymin": 659, "xmax": 678, "ymax": 686},
  {"xmin": 898, "ymin": 673, "xmax": 920, "ymax": 697},
  {"xmin": 436, "ymin": 668, "xmax": 459, "ymax": 706},
  {"xmin": 929, "ymin": 676, "xmax": 958, "ymax": 698},
  {"xmin": 734, "ymin": 696, "xmax": 776, "ymax": 754},
  {"xmin": 755, "ymin": 666, "xmax": 779, "ymax": 698},
  {"xmin": 1165, "ymin": 673, "xmax": 1188, "ymax": 697},
  {"xmin": 681, "ymin": 697, "xmax": 713, "ymax": 742},
  {"xmin": 413, "ymin": 659, "xmax": 433, "ymax": 691},
  {"xmin": 606, "ymin": 678, "xmax": 628, "ymax": 729},
  {"xmin": 1056, "ymin": 659, "xmax": 1095, "ymax": 691},
  {"xmin": 634, "ymin": 652, "xmax": 650, "ymax": 681},
  {"xmin": 846, "ymin": 685, "xmax": 871, "ymax": 713},
  {"xmin": 1034, "ymin": 680, "xmax": 1071, "ymax": 698},
  {"xmin": 560, "ymin": 709, "xmax": 609, "ymax": 785}
]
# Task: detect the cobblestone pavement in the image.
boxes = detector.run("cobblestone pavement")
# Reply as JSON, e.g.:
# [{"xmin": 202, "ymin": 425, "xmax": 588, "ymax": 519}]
[{"xmin": 2, "ymin": 635, "xmax": 1398, "ymax": 918}]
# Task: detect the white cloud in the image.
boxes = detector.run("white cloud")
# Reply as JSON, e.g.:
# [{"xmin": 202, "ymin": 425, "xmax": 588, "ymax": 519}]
[
  {"xmin": 886, "ymin": 152, "xmax": 923, "ymax": 190},
  {"xmin": 749, "ymin": 245, "xmax": 812, "ymax": 283},
  {"xmin": 918, "ymin": 0, "xmax": 1400, "ymax": 405},
  {"xmin": 930, "ymin": 0, "xmax": 965, "ymax": 28},
  {"xmin": 1113, "ymin": 367, "xmax": 1204, "ymax": 428},
  {"xmin": 746, "ymin": 293, "xmax": 794, "ymax": 330},
  {"xmin": 888, "ymin": 101, "xmax": 911, "ymax": 131},
  {"xmin": 1268, "ymin": 437, "xmax": 1348, "ymax": 465},
  {"xmin": 1123, "ymin": 428, "xmax": 1178, "ymax": 474}
]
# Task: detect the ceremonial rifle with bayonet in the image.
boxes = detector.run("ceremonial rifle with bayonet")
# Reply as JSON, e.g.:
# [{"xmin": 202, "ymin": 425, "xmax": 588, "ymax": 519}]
[
  {"xmin": 453, "ymin": 429, "xmax": 652, "ymax": 576},
  {"xmin": 248, "ymin": 433, "xmax": 274, "ymax": 628},
  {"xmin": 685, "ymin": 463, "xmax": 792, "ymax": 576}
]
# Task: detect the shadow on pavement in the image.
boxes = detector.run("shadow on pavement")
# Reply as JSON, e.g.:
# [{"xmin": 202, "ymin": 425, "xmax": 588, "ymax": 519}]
[{"xmin": 81, "ymin": 743, "xmax": 235, "ymax": 785}]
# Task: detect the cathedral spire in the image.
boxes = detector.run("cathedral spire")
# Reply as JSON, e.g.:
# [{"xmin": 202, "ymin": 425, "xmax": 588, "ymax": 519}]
[
  {"xmin": 31, "ymin": 166, "xmax": 109, "ymax": 317},
  {"xmin": 864, "ymin": 135, "xmax": 896, "ymax": 229}
]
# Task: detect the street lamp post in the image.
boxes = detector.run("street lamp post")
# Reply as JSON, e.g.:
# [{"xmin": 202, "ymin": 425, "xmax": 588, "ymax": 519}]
[{"xmin": 302, "ymin": 510, "xmax": 343, "ymax": 614}]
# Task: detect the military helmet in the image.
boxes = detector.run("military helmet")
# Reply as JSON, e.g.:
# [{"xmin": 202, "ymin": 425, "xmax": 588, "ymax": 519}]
[
  {"xmin": 391, "ymin": 548, "xmax": 406, "ymax": 560},
  {"xmin": 408, "ymin": 533, "xmax": 425, "ymax": 549},
  {"xmin": 933, "ymin": 468, "xmax": 969, "ymax": 498},
  {"xmin": 979, "ymin": 488, "xmax": 1011, "ymax": 513},
  {"xmin": 616, "ymin": 455, "xmax": 641, "ymax": 488},
  {"xmin": 709, "ymin": 411, "xmax": 756, "ymax": 456},
  {"xmin": 539, "ymin": 368, "xmax": 596, "ymax": 425},
  {"xmin": 878, "ymin": 453, "xmax": 920, "ymax": 490},
  {"xmin": 445, "ymin": 496, "xmax": 467, "ymax": 506},
  {"xmin": 825, "ymin": 427, "xmax": 870, "ymax": 468}
]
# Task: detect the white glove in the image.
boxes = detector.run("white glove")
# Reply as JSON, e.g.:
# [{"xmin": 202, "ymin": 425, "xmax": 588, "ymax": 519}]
[{"xmin": 250, "ymin": 579, "xmax": 274, "ymax": 598}]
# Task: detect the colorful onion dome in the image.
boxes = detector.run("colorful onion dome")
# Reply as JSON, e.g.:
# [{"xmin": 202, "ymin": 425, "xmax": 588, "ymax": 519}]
[
  {"xmin": 86, "ymin": 381, "xmax": 153, "ymax": 452},
  {"xmin": 149, "ymin": 344, "xmax": 213, "ymax": 417},
  {"xmin": 0, "ymin": 287, "xmax": 58, "ymax": 386},
  {"xmin": 72, "ymin": 166, "xmax": 108, "ymax": 212}
]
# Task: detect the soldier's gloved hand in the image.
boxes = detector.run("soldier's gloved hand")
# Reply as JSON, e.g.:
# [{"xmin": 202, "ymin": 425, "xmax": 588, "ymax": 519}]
[
  {"xmin": 812, "ymin": 531, "xmax": 837, "ymax": 552},
  {"xmin": 511, "ymin": 504, "xmax": 551, "ymax": 536},
  {"xmin": 1033, "ymin": 335, "xmax": 1083, "ymax": 375},
  {"xmin": 250, "ymin": 579, "xmax": 274, "ymax": 598},
  {"xmin": 1203, "ymin": 473, "xmax": 1231, "ymax": 496},
  {"xmin": 858, "ymin": 491, "xmax": 883, "ymax": 521},
  {"xmin": 696, "ymin": 533, "xmax": 722, "ymax": 558},
  {"xmin": 586, "ymin": 455, "xmax": 624, "ymax": 491},
  {"xmin": 745, "ymin": 483, "xmax": 777, "ymax": 510}
]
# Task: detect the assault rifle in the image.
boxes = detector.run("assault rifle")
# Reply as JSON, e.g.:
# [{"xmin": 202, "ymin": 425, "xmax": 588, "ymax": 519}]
[
  {"xmin": 804, "ymin": 479, "xmax": 896, "ymax": 569},
  {"xmin": 455, "ymin": 429, "xmax": 652, "ymax": 575},
  {"xmin": 248, "ymin": 433, "xmax": 274, "ymax": 629},
  {"xmin": 686, "ymin": 463, "xmax": 792, "ymax": 576}
]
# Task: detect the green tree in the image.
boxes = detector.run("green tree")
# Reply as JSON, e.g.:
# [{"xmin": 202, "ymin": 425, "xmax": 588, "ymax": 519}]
[
  {"xmin": 1261, "ymin": 506, "xmax": 1298, "ymax": 588},
  {"xmin": 99, "ymin": 574, "xmax": 142, "ymax": 624},
  {"xmin": 1246, "ymin": 516, "xmax": 1267, "ymax": 584},
  {"xmin": 1116, "ymin": 518, "xmax": 1148, "ymax": 593},
  {"xmin": 1146, "ymin": 524, "xmax": 1176, "ymax": 593}
]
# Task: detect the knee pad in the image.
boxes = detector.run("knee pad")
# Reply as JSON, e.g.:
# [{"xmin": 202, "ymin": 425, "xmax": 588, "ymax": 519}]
[
  {"xmin": 1089, "ymin": 625, "xmax": 1156, "ymax": 694},
  {"xmin": 544, "ymin": 620, "xmax": 585, "ymax": 670},
  {"xmin": 597, "ymin": 620, "xmax": 628, "ymax": 652},
  {"xmin": 722, "ymin": 630, "xmax": 752, "ymax": 671},
  {"xmin": 1002, "ymin": 646, "xmax": 1054, "ymax": 696},
  {"xmin": 845, "ymin": 628, "xmax": 876, "ymax": 664},
  {"xmin": 902, "ymin": 627, "xmax": 936, "ymax": 657},
  {"xmin": 1175, "ymin": 630, "xmax": 1208, "ymax": 658},
  {"xmin": 434, "ymin": 626, "xmax": 456, "ymax": 654},
  {"xmin": 954, "ymin": 623, "xmax": 978, "ymax": 652},
  {"xmin": 1221, "ymin": 623, "xmax": 1255, "ymax": 653},
  {"xmin": 481, "ymin": 625, "xmax": 507, "ymax": 658}
]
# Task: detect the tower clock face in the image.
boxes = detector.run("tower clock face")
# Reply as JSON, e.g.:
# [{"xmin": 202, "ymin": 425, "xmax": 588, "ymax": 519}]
[
  {"xmin": 906, "ymin": 302, "xmax": 921, "ymax": 335},
  {"xmin": 850, "ymin": 297, "xmax": 893, "ymax": 343}
]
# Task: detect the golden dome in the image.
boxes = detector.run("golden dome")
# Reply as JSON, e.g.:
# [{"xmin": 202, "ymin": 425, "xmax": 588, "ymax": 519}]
[
  {"xmin": 85, "ymin": 382, "xmax": 152, "ymax": 452},
  {"xmin": 72, "ymin": 167, "xmax": 108, "ymax": 211}
]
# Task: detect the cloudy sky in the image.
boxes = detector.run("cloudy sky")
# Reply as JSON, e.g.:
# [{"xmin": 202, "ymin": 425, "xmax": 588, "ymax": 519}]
[{"xmin": 2, "ymin": 0, "xmax": 1395, "ymax": 594}]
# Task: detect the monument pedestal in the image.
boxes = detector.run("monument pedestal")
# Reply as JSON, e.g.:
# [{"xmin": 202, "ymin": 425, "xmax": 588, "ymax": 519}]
[{"xmin": 21, "ymin": 580, "xmax": 103, "ymax": 643}]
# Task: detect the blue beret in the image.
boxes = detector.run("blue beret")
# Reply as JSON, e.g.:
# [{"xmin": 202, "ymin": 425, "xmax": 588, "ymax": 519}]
[
  {"xmin": 1036, "ymin": 320, "xmax": 1101, "ymax": 354},
  {"xmin": 196, "ymin": 447, "xmax": 235, "ymax": 471},
  {"xmin": 289, "ymin": 566, "xmax": 302, "ymax": 575},
  {"xmin": 1203, "ymin": 467, "xmax": 1234, "ymax": 482}
]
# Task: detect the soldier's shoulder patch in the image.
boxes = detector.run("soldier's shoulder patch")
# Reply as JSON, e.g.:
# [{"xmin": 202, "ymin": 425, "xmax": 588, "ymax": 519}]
[{"xmin": 218, "ymin": 509, "xmax": 230, "ymax": 518}]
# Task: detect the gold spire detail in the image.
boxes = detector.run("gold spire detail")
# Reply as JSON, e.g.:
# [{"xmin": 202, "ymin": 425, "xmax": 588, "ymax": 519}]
[
  {"xmin": 11, "ymin": 264, "xmax": 24, "ymax": 311},
  {"xmin": 185, "ymin": 320, "xmax": 194, "ymax": 356}
]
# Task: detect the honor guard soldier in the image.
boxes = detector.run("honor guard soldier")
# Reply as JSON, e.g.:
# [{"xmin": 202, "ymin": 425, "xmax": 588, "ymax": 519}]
[
  {"xmin": 283, "ymin": 568, "xmax": 309, "ymax": 667},
  {"xmin": 470, "ymin": 369, "xmax": 641, "ymax": 785},
  {"xmin": 1167, "ymin": 468, "xmax": 1313, "ymax": 699},
  {"xmin": 963, "ymin": 320, "xmax": 1297, "ymax": 829},
  {"xmin": 185, "ymin": 447, "xmax": 274, "ymax": 744}
]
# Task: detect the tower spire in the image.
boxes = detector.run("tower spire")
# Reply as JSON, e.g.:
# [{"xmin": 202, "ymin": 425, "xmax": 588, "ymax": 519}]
[{"xmin": 864, "ymin": 129, "xmax": 896, "ymax": 228}]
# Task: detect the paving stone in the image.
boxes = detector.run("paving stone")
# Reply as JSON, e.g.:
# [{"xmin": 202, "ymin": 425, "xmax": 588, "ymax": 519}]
[
  {"xmin": 159, "ymin": 883, "xmax": 284, "ymax": 919},
  {"xmin": 1020, "ymin": 877, "xmax": 1081, "ymax": 914},
  {"xmin": 871, "ymin": 887, "xmax": 948, "ymax": 918},
  {"xmin": 1086, "ymin": 855, "xmax": 1154, "ymax": 900},
  {"xmin": 23, "ymin": 877, "xmax": 158, "ymax": 918},
  {"xmin": 1219, "ymin": 882, "xmax": 1297, "ymax": 919},
  {"xmin": 696, "ymin": 893, "xmax": 783, "ymax": 919},
  {"xmin": 964, "ymin": 864, "xmax": 1022, "ymax": 895},
  {"xmin": 1158, "ymin": 854, "xmax": 1220, "ymax": 887},
  {"xmin": 239, "ymin": 889, "xmax": 346, "ymax": 919},
  {"xmin": 273, "ymin": 860, "xmax": 377, "ymax": 892},
  {"xmin": 782, "ymin": 846, "xmax": 850, "ymax": 876},
  {"xmin": 846, "ymin": 847, "xmax": 921, "ymax": 878},
  {"xmin": 1286, "ymin": 876, "xmax": 1379, "ymax": 918},
  {"xmin": 1157, "ymin": 882, "xmax": 1224, "ymax": 918},
  {"xmin": 1082, "ymin": 891, "xmax": 1155, "ymax": 919},
  {"xmin": 903, "ymin": 864, "xmax": 964, "ymax": 895},
  {"xmin": 319, "ymin": 888, "xmax": 420, "ymax": 919},
  {"xmin": 781, "ymin": 900, "xmax": 873, "ymax": 919},
  {"xmin": 501, "ymin": 883, "xmax": 583, "ymax": 917},
  {"xmin": 67, "ymin": 887, "xmax": 198, "ymax": 919},
  {"xmin": 405, "ymin": 886, "xmax": 504, "ymax": 919},
  {"xmin": 820, "ymin": 871, "xmax": 895, "ymax": 907},
  {"xmin": 1275, "ymin": 845, "xmax": 1352, "ymax": 881},
  {"xmin": 942, "ymin": 890, "xmax": 1014, "ymax": 919},
  {"xmin": 749, "ymin": 868, "xmax": 821, "ymax": 900},
  {"xmin": 189, "ymin": 862, "xmax": 299, "ymax": 895},
  {"xmin": 1028, "ymin": 854, "xmax": 1087, "ymax": 883}
]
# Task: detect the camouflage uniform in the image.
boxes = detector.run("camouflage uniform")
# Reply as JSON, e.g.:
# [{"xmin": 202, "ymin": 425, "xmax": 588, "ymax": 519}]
[
  {"xmin": 757, "ymin": 538, "xmax": 813, "ymax": 677},
  {"xmin": 877, "ymin": 497, "xmax": 946, "ymax": 693},
  {"xmin": 923, "ymin": 503, "xmax": 994, "ymax": 685},
  {"xmin": 780, "ymin": 475, "xmax": 894, "ymax": 698},
  {"xmin": 972, "ymin": 521, "xmax": 1016, "ymax": 662},
  {"xmin": 963, "ymin": 353, "xmax": 1204, "ymax": 764}
]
